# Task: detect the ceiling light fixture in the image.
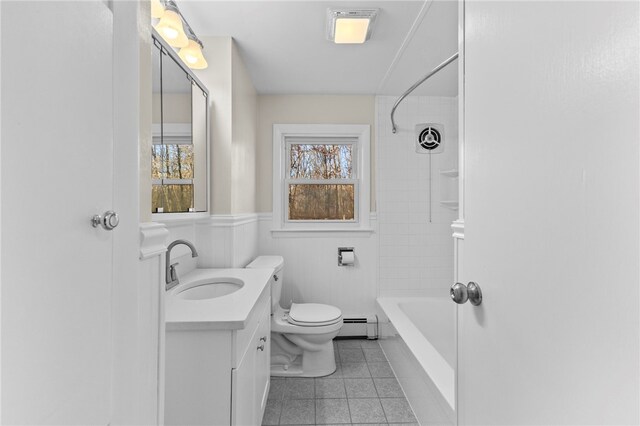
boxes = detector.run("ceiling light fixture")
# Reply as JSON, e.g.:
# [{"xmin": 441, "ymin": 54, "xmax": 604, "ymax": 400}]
[
  {"xmin": 326, "ymin": 9, "xmax": 379, "ymax": 44},
  {"xmin": 154, "ymin": 0, "xmax": 188, "ymax": 48}
]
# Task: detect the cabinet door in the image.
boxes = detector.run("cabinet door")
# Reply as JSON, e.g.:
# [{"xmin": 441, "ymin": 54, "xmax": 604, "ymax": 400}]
[
  {"xmin": 232, "ymin": 336, "xmax": 258, "ymax": 426},
  {"xmin": 255, "ymin": 305, "xmax": 271, "ymax": 421}
]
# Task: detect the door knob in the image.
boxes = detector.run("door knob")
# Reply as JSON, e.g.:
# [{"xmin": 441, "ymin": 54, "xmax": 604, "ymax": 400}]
[
  {"xmin": 91, "ymin": 210, "xmax": 119, "ymax": 230},
  {"xmin": 450, "ymin": 281, "xmax": 483, "ymax": 306},
  {"xmin": 450, "ymin": 282, "xmax": 468, "ymax": 304},
  {"xmin": 467, "ymin": 282, "xmax": 483, "ymax": 306}
]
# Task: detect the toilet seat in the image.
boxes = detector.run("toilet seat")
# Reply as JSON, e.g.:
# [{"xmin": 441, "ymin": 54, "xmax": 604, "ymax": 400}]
[
  {"xmin": 288, "ymin": 303, "xmax": 342, "ymax": 327},
  {"xmin": 271, "ymin": 306, "xmax": 343, "ymax": 335}
]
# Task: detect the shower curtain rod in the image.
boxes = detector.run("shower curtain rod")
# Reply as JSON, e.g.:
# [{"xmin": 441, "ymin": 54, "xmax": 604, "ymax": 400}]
[{"xmin": 390, "ymin": 52, "xmax": 459, "ymax": 134}]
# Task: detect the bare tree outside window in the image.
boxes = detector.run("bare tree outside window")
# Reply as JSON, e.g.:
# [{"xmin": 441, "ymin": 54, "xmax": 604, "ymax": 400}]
[
  {"xmin": 287, "ymin": 144, "xmax": 355, "ymax": 220},
  {"xmin": 152, "ymin": 144, "xmax": 195, "ymax": 212}
]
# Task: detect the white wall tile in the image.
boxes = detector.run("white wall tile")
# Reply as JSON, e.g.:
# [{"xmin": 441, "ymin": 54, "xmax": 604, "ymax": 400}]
[
  {"xmin": 376, "ymin": 96, "xmax": 457, "ymax": 295},
  {"xmin": 257, "ymin": 215, "xmax": 379, "ymax": 318},
  {"xmin": 157, "ymin": 215, "xmax": 260, "ymax": 273}
]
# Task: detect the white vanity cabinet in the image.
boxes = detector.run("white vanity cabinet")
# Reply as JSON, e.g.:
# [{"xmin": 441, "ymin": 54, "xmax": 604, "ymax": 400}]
[
  {"xmin": 231, "ymin": 297, "xmax": 271, "ymax": 426},
  {"xmin": 164, "ymin": 270, "xmax": 272, "ymax": 426}
]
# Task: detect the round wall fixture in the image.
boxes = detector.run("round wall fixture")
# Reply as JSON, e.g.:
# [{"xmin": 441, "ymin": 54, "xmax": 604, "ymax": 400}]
[
  {"xmin": 418, "ymin": 126, "xmax": 441, "ymax": 150},
  {"xmin": 415, "ymin": 123, "xmax": 444, "ymax": 154}
]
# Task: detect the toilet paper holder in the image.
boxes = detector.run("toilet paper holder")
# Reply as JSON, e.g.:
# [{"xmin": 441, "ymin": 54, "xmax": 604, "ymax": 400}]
[{"xmin": 338, "ymin": 247, "xmax": 355, "ymax": 266}]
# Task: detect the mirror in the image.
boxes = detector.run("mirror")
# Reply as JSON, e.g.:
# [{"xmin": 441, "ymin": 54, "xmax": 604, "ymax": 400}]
[{"xmin": 152, "ymin": 33, "xmax": 209, "ymax": 214}]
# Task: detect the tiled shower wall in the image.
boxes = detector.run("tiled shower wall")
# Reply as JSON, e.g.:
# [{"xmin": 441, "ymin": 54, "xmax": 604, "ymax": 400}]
[{"xmin": 376, "ymin": 96, "xmax": 458, "ymax": 297}]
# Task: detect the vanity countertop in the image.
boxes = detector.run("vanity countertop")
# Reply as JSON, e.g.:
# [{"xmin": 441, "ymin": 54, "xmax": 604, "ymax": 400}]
[{"xmin": 165, "ymin": 267, "xmax": 273, "ymax": 331}]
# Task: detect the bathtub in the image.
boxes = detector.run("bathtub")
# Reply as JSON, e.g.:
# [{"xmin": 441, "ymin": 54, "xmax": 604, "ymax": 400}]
[{"xmin": 377, "ymin": 296, "xmax": 455, "ymax": 425}]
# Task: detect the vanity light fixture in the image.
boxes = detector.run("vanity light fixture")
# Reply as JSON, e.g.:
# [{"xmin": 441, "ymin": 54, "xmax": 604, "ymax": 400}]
[
  {"xmin": 153, "ymin": 0, "xmax": 208, "ymax": 69},
  {"xmin": 154, "ymin": 0, "xmax": 188, "ymax": 48},
  {"xmin": 178, "ymin": 24, "xmax": 208, "ymax": 70},
  {"xmin": 150, "ymin": 0, "xmax": 165, "ymax": 19},
  {"xmin": 326, "ymin": 8, "xmax": 379, "ymax": 44}
]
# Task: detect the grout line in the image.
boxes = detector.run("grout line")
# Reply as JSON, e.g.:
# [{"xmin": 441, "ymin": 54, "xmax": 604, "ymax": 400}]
[
  {"xmin": 271, "ymin": 339, "xmax": 415, "ymax": 425},
  {"xmin": 277, "ymin": 394, "xmax": 283, "ymax": 426},
  {"xmin": 344, "ymin": 379, "xmax": 353, "ymax": 424}
]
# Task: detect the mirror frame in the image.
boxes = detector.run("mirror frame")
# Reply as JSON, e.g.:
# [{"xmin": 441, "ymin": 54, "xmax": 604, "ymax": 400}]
[{"xmin": 151, "ymin": 29, "xmax": 210, "ymax": 217}]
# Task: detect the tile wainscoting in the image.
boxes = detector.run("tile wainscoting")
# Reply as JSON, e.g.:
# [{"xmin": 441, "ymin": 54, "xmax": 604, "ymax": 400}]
[{"xmin": 257, "ymin": 213, "xmax": 379, "ymax": 319}]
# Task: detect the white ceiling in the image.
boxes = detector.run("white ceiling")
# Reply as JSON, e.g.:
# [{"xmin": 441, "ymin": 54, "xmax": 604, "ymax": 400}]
[{"xmin": 178, "ymin": 0, "xmax": 458, "ymax": 96}]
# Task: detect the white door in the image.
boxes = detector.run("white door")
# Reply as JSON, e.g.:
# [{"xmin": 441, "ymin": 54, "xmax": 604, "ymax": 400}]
[
  {"xmin": 1, "ymin": 1, "xmax": 115, "ymax": 424},
  {"xmin": 459, "ymin": 1, "xmax": 639, "ymax": 424}
]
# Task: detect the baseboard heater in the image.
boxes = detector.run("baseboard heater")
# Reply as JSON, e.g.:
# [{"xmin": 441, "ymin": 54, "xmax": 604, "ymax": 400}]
[{"xmin": 338, "ymin": 315, "xmax": 378, "ymax": 339}]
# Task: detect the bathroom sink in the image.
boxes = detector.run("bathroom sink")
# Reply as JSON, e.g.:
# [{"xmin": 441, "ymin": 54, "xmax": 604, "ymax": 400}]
[{"xmin": 177, "ymin": 278, "xmax": 244, "ymax": 300}]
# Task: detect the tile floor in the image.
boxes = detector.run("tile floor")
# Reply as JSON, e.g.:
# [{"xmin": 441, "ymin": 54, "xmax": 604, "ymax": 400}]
[{"xmin": 262, "ymin": 339, "xmax": 418, "ymax": 425}]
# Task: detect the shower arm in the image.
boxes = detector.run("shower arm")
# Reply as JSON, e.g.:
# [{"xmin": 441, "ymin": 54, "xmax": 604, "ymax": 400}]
[{"xmin": 390, "ymin": 52, "xmax": 459, "ymax": 134}]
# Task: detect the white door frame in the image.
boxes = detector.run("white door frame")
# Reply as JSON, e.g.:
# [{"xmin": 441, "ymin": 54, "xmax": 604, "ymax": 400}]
[{"xmin": 111, "ymin": 1, "xmax": 146, "ymax": 423}]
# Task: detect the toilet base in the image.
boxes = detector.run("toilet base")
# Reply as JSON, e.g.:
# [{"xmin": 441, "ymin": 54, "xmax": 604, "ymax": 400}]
[{"xmin": 271, "ymin": 340, "xmax": 337, "ymax": 378}]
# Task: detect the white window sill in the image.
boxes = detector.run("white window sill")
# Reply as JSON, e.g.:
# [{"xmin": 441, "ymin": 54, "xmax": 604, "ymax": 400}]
[
  {"xmin": 270, "ymin": 228, "xmax": 375, "ymax": 238},
  {"xmin": 152, "ymin": 212, "xmax": 210, "ymax": 224}
]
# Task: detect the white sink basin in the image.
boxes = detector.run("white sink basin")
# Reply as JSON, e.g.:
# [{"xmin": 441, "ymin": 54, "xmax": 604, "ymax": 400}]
[{"xmin": 177, "ymin": 278, "xmax": 244, "ymax": 300}]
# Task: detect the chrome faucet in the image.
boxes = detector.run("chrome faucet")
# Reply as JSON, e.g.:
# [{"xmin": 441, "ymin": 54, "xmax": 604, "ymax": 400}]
[{"xmin": 166, "ymin": 239, "xmax": 199, "ymax": 291}]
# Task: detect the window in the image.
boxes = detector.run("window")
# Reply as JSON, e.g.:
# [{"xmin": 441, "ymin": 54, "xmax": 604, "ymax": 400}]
[
  {"xmin": 151, "ymin": 124, "xmax": 198, "ymax": 213},
  {"xmin": 273, "ymin": 124, "xmax": 371, "ymax": 234},
  {"xmin": 288, "ymin": 142, "xmax": 356, "ymax": 221}
]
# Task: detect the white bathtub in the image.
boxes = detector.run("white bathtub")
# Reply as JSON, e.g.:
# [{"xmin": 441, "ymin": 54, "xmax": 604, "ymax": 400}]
[{"xmin": 377, "ymin": 296, "xmax": 455, "ymax": 425}]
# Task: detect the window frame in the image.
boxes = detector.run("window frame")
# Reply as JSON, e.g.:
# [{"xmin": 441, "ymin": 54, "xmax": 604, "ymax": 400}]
[
  {"xmin": 272, "ymin": 124, "xmax": 371, "ymax": 234},
  {"xmin": 151, "ymin": 123, "xmax": 197, "ymax": 212},
  {"xmin": 151, "ymin": 30, "xmax": 210, "ymax": 219}
]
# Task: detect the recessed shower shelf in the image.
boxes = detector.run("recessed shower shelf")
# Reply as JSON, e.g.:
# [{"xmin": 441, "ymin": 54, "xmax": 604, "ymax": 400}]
[
  {"xmin": 440, "ymin": 169, "xmax": 459, "ymax": 178},
  {"xmin": 440, "ymin": 201, "xmax": 459, "ymax": 211}
]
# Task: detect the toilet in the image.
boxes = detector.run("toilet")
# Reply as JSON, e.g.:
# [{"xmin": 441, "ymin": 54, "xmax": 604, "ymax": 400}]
[{"xmin": 246, "ymin": 256, "xmax": 343, "ymax": 377}]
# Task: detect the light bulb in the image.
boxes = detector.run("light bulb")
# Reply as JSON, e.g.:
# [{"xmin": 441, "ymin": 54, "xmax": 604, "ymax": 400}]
[
  {"xmin": 150, "ymin": 0, "xmax": 165, "ymax": 19},
  {"xmin": 163, "ymin": 27, "xmax": 178, "ymax": 40},
  {"xmin": 154, "ymin": 9, "xmax": 188, "ymax": 48},
  {"xmin": 334, "ymin": 18, "xmax": 370, "ymax": 44},
  {"xmin": 178, "ymin": 39, "xmax": 208, "ymax": 69}
]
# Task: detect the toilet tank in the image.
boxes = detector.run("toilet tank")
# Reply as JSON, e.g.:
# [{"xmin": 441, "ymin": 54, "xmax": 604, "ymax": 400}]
[{"xmin": 246, "ymin": 256, "xmax": 284, "ymax": 312}]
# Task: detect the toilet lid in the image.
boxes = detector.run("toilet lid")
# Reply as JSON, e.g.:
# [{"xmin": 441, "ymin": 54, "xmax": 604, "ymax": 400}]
[{"xmin": 288, "ymin": 303, "xmax": 342, "ymax": 326}]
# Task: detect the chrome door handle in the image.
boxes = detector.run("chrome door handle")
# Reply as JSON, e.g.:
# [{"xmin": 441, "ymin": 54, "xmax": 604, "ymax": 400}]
[
  {"xmin": 91, "ymin": 210, "xmax": 119, "ymax": 230},
  {"xmin": 450, "ymin": 282, "xmax": 468, "ymax": 304},
  {"xmin": 467, "ymin": 282, "xmax": 483, "ymax": 306},
  {"xmin": 450, "ymin": 281, "xmax": 483, "ymax": 306}
]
